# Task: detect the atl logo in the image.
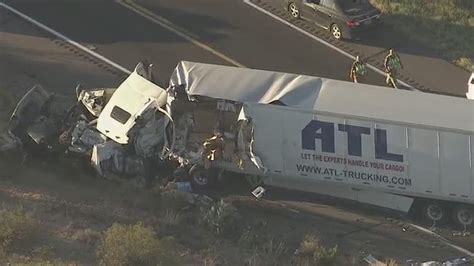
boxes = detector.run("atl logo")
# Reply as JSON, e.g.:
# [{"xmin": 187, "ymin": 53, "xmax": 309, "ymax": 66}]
[{"xmin": 302, "ymin": 120, "xmax": 403, "ymax": 162}]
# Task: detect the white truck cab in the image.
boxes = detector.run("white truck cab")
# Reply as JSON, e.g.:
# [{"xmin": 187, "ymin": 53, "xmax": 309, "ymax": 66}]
[
  {"xmin": 96, "ymin": 63, "xmax": 167, "ymax": 144},
  {"xmin": 467, "ymin": 72, "xmax": 474, "ymax": 99}
]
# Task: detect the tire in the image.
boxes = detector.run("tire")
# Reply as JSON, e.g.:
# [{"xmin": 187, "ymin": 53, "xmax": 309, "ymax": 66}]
[
  {"xmin": 421, "ymin": 201, "xmax": 448, "ymax": 225},
  {"xmin": 330, "ymin": 23, "xmax": 342, "ymax": 39},
  {"xmin": 288, "ymin": 3, "xmax": 300, "ymax": 19},
  {"xmin": 452, "ymin": 205, "xmax": 474, "ymax": 229},
  {"xmin": 188, "ymin": 165, "xmax": 217, "ymax": 188}
]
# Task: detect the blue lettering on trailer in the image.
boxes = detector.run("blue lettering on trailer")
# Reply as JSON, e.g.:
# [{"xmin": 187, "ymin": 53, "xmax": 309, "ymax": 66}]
[{"xmin": 301, "ymin": 120, "xmax": 403, "ymax": 162}]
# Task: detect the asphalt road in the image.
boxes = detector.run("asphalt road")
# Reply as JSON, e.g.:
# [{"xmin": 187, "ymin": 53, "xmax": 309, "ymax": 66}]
[
  {"xmin": 5, "ymin": 0, "xmax": 393, "ymax": 89},
  {"xmin": 5, "ymin": 0, "xmax": 470, "ymax": 96},
  {"xmin": 1, "ymin": 4, "xmax": 473, "ymax": 259}
]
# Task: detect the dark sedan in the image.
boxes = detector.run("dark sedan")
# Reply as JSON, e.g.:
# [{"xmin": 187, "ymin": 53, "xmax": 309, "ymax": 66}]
[{"xmin": 283, "ymin": 0, "xmax": 382, "ymax": 39}]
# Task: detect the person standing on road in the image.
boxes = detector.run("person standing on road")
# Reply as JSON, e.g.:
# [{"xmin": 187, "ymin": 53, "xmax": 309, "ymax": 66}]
[
  {"xmin": 384, "ymin": 48, "xmax": 403, "ymax": 88},
  {"xmin": 349, "ymin": 55, "xmax": 367, "ymax": 83}
]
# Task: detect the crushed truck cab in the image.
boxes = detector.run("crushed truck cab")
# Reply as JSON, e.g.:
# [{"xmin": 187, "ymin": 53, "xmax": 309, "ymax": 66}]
[{"xmin": 97, "ymin": 69, "xmax": 167, "ymax": 144}]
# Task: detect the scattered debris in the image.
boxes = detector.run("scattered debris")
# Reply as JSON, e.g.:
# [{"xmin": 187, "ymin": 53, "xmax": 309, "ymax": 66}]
[
  {"xmin": 363, "ymin": 254, "xmax": 384, "ymax": 265},
  {"xmin": 251, "ymin": 186, "xmax": 265, "ymax": 199}
]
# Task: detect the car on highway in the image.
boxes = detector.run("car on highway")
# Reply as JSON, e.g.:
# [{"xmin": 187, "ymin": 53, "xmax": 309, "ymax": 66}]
[{"xmin": 283, "ymin": 0, "xmax": 382, "ymax": 40}]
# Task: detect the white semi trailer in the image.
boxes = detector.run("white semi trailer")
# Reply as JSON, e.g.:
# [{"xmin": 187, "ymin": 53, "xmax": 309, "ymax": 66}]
[{"xmin": 163, "ymin": 61, "xmax": 474, "ymax": 228}]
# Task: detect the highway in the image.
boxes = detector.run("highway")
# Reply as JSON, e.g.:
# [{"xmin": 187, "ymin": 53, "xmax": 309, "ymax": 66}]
[
  {"xmin": 0, "ymin": 1, "xmax": 473, "ymax": 263},
  {"xmin": 4, "ymin": 0, "xmax": 470, "ymax": 96},
  {"xmin": 0, "ymin": 0, "xmax": 424, "ymax": 90}
]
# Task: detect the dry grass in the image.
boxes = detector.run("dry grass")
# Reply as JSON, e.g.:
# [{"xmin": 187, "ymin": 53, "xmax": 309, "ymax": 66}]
[
  {"xmin": 453, "ymin": 57, "xmax": 473, "ymax": 72},
  {"xmin": 96, "ymin": 222, "xmax": 178, "ymax": 265},
  {"xmin": 371, "ymin": 0, "xmax": 474, "ymax": 71},
  {"xmin": 0, "ymin": 206, "xmax": 38, "ymax": 250},
  {"xmin": 200, "ymin": 199, "xmax": 241, "ymax": 236},
  {"xmin": 72, "ymin": 228, "xmax": 102, "ymax": 246},
  {"xmin": 203, "ymin": 251, "xmax": 223, "ymax": 266},
  {"xmin": 259, "ymin": 239, "xmax": 287, "ymax": 265},
  {"xmin": 31, "ymin": 245, "xmax": 55, "ymax": 261},
  {"xmin": 160, "ymin": 210, "xmax": 183, "ymax": 227},
  {"xmin": 293, "ymin": 234, "xmax": 338, "ymax": 266},
  {"xmin": 159, "ymin": 190, "xmax": 194, "ymax": 212},
  {"xmin": 238, "ymin": 221, "xmax": 271, "ymax": 249},
  {"xmin": 385, "ymin": 258, "xmax": 400, "ymax": 266}
]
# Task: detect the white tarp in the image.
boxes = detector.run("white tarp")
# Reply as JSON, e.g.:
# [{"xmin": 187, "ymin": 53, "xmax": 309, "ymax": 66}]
[{"xmin": 170, "ymin": 61, "xmax": 474, "ymax": 133}]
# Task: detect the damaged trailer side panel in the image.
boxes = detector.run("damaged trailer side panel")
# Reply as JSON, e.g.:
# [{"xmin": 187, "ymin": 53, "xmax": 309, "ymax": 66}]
[
  {"xmin": 163, "ymin": 90, "xmax": 413, "ymax": 212},
  {"xmin": 166, "ymin": 61, "xmax": 474, "ymax": 215},
  {"xmin": 165, "ymin": 92, "xmax": 259, "ymax": 172},
  {"xmin": 239, "ymin": 102, "xmax": 474, "ymax": 212}
]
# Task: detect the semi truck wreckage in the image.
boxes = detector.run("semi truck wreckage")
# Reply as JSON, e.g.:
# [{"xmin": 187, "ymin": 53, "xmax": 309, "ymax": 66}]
[{"xmin": 1, "ymin": 61, "xmax": 474, "ymax": 230}]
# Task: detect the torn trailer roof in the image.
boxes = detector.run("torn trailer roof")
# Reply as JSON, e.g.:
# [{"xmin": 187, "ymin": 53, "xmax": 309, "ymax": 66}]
[{"xmin": 170, "ymin": 61, "xmax": 474, "ymax": 133}]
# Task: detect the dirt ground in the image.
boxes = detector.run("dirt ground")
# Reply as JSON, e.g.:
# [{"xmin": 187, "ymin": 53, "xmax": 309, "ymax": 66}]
[{"xmin": 0, "ymin": 8, "xmax": 473, "ymax": 265}]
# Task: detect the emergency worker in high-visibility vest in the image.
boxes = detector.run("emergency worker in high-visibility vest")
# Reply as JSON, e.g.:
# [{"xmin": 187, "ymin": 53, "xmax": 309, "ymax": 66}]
[
  {"xmin": 349, "ymin": 55, "xmax": 367, "ymax": 83},
  {"xmin": 384, "ymin": 48, "xmax": 403, "ymax": 88}
]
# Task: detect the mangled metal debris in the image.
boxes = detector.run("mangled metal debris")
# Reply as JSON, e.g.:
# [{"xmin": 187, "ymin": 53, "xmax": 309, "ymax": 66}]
[
  {"xmin": 77, "ymin": 88, "xmax": 115, "ymax": 118},
  {"xmin": 1, "ymin": 62, "xmax": 167, "ymax": 186}
]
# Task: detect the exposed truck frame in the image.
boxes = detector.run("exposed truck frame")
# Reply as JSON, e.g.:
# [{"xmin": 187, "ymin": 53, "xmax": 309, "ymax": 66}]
[{"xmin": 162, "ymin": 61, "xmax": 474, "ymax": 229}]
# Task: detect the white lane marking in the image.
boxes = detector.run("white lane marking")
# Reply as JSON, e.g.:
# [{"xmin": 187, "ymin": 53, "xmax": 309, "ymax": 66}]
[
  {"xmin": 117, "ymin": 0, "xmax": 246, "ymax": 68},
  {"xmin": 243, "ymin": 0, "xmax": 415, "ymax": 90},
  {"xmin": 409, "ymin": 223, "xmax": 474, "ymax": 257},
  {"xmin": 0, "ymin": 2, "xmax": 132, "ymax": 75}
]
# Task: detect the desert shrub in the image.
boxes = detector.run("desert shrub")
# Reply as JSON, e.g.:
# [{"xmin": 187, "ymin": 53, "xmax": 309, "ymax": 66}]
[
  {"xmin": 73, "ymin": 228, "xmax": 102, "ymax": 245},
  {"xmin": 159, "ymin": 190, "xmax": 193, "ymax": 212},
  {"xmin": 200, "ymin": 199, "xmax": 241, "ymax": 236},
  {"xmin": 0, "ymin": 206, "xmax": 37, "ymax": 250},
  {"xmin": 160, "ymin": 210, "xmax": 182, "ymax": 227},
  {"xmin": 241, "ymin": 238, "xmax": 287, "ymax": 266},
  {"xmin": 385, "ymin": 258, "xmax": 400, "ymax": 266},
  {"xmin": 238, "ymin": 220, "xmax": 271, "ymax": 249},
  {"xmin": 260, "ymin": 239, "xmax": 287, "ymax": 266},
  {"xmin": 453, "ymin": 57, "xmax": 474, "ymax": 72},
  {"xmin": 293, "ymin": 234, "xmax": 338, "ymax": 266},
  {"xmin": 96, "ymin": 223, "xmax": 178, "ymax": 266}
]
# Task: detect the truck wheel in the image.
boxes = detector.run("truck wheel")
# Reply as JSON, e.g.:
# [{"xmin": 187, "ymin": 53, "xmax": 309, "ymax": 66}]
[
  {"xmin": 189, "ymin": 165, "xmax": 208, "ymax": 188},
  {"xmin": 421, "ymin": 201, "xmax": 447, "ymax": 225},
  {"xmin": 188, "ymin": 165, "xmax": 218, "ymax": 188},
  {"xmin": 452, "ymin": 205, "xmax": 474, "ymax": 228}
]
